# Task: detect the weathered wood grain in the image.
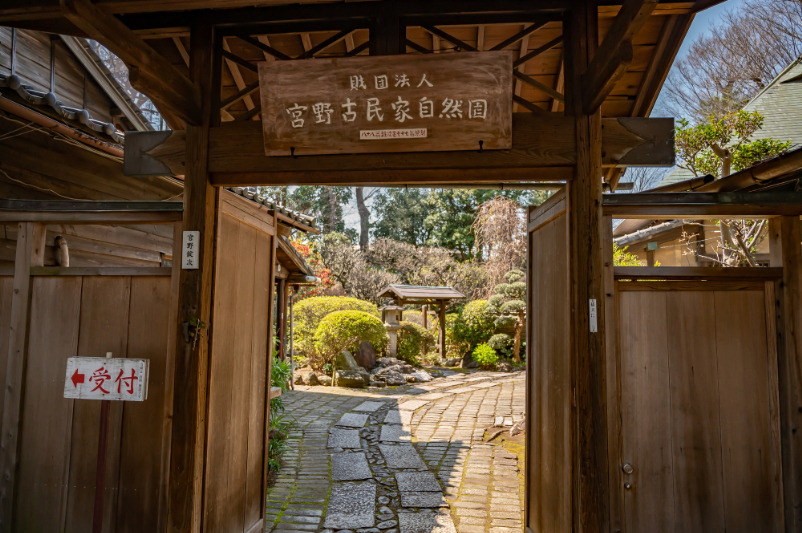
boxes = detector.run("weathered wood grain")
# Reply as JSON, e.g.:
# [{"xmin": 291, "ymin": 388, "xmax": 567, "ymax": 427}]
[{"xmin": 258, "ymin": 52, "xmax": 513, "ymax": 156}]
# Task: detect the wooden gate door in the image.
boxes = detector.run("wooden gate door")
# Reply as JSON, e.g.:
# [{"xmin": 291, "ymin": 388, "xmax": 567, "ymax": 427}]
[
  {"xmin": 525, "ymin": 189, "xmax": 571, "ymax": 532},
  {"xmin": 616, "ymin": 281, "xmax": 784, "ymax": 533}
]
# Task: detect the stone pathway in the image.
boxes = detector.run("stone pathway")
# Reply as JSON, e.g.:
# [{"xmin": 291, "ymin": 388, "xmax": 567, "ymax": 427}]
[{"xmin": 265, "ymin": 370, "xmax": 526, "ymax": 533}]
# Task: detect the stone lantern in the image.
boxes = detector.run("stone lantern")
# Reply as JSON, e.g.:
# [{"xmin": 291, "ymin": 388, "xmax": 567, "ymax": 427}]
[{"xmin": 380, "ymin": 304, "xmax": 404, "ymax": 357}]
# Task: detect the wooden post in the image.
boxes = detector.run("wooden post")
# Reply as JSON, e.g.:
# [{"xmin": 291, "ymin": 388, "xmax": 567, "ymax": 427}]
[
  {"xmin": 277, "ymin": 278, "xmax": 287, "ymax": 361},
  {"xmin": 564, "ymin": 1, "xmax": 610, "ymax": 531},
  {"xmin": 438, "ymin": 300, "xmax": 446, "ymax": 361},
  {"xmin": 167, "ymin": 21, "xmax": 218, "ymax": 533},
  {"xmin": 0, "ymin": 222, "xmax": 46, "ymax": 532},
  {"xmin": 769, "ymin": 216, "xmax": 802, "ymax": 528},
  {"xmin": 422, "ymin": 305, "xmax": 428, "ymax": 329}
]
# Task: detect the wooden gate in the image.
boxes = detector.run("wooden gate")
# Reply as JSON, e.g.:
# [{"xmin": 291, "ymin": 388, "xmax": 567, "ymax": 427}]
[
  {"xmin": 616, "ymin": 281, "xmax": 783, "ymax": 533},
  {"xmin": 525, "ymin": 188, "xmax": 571, "ymax": 532}
]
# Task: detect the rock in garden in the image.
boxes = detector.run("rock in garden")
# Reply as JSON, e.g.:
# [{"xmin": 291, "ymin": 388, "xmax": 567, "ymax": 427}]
[
  {"xmin": 335, "ymin": 369, "xmax": 368, "ymax": 388},
  {"xmin": 377, "ymin": 520, "xmax": 397, "ymax": 530},
  {"xmin": 404, "ymin": 375, "xmax": 418, "ymax": 383},
  {"xmin": 380, "ymin": 371, "xmax": 406, "ymax": 386},
  {"xmin": 294, "ymin": 373, "xmax": 304, "ymax": 384},
  {"xmin": 444, "ymin": 358, "xmax": 460, "ymax": 367},
  {"xmin": 319, "ymin": 375, "xmax": 333, "ymax": 386},
  {"xmin": 305, "ymin": 372, "xmax": 320, "ymax": 386},
  {"xmin": 369, "ymin": 380, "xmax": 386, "ymax": 388},
  {"xmin": 409, "ymin": 370, "xmax": 433, "ymax": 382},
  {"xmin": 355, "ymin": 340, "xmax": 377, "ymax": 370},
  {"xmin": 461, "ymin": 357, "xmax": 478, "ymax": 369},
  {"xmin": 496, "ymin": 361, "xmax": 513, "ymax": 372}
]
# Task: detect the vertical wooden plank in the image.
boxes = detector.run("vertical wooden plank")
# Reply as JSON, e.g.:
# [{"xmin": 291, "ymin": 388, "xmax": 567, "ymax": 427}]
[
  {"xmin": 528, "ymin": 211, "xmax": 571, "ymax": 533},
  {"xmin": 244, "ymin": 229, "xmax": 271, "ymax": 529},
  {"xmin": 618, "ymin": 290, "xmax": 673, "ymax": 533},
  {"xmin": 116, "ymin": 276, "xmax": 172, "ymax": 533},
  {"xmin": 204, "ymin": 214, "xmax": 255, "ymax": 532},
  {"xmin": 765, "ymin": 281, "xmax": 786, "ymax": 533},
  {"xmin": 15, "ymin": 277, "xmax": 82, "ymax": 532},
  {"xmin": 0, "ymin": 222, "xmax": 45, "ymax": 533},
  {"xmin": 277, "ymin": 278, "xmax": 286, "ymax": 361},
  {"xmin": 715, "ymin": 289, "xmax": 781, "ymax": 533},
  {"xmin": 665, "ymin": 290, "xmax": 726, "ymax": 532},
  {"xmin": 0, "ymin": 277, "xmax": 16, "ymax": 425},
  {"xmin": 771, "ymin": 216, "xmax": 802, "ymax": 531},
  {"xmin": 65, "ymin": 276, "xmax": 131, "ymax": 533},
  {"xmin": 602, "ymin": 215, "xmax": 622, "ymax": 533},
  {"xmin": 157, "ymin": 222, "xmax": 181, "ymax": 533},
  {"xmin": 565, "ymin": 0, "xmax": 609, "ymax": 529},
  {"xmin": 169, "ymin": 20, "xmax": 218, "ymax": 533},
  {"xmin": 438, "ymin": 300, "xmax": 446, "ymax": 361}
]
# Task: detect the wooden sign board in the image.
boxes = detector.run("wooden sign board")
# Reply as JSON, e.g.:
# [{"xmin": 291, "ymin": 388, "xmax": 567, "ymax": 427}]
[
  {"xmin": 258, "ymin": 51, "xmax": 513, "ymax": 157},
  {"xmin": 64, "ymin": 357, "xmax": 150, "ymax": 401}
]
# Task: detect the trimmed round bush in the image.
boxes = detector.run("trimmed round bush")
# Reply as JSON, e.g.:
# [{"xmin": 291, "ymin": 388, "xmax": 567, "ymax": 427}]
[
  {"xmin": 313, "ymin": 310, "xmax": 388, "ymax": 364},
  {"xmin": 488, "ymin": 333, "xmax": 513, "ymax": 358},
  {"xmin": 445, "ymin": 313, "xmax": 469, "ymax": 359},
  {"xmin": 472, "ymin": 343, "xmax": 498, "ymax": 369},
  {"xmin": 397, "ymin": 321, "xmax": 435, "ymax": 366},
  {"xmin": 294, "ymin": 296, "xmax": 379, "ymax": 355},
  {"xmin": 454, "ymin": 299, "xmax": 496, "ymax": 350}
]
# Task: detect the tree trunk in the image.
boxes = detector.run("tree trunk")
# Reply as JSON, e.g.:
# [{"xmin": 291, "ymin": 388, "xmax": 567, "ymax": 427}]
[
  {"xmin": 513, "ymin": 316, "xmax": 523, "ymax": 362},
  {"xmin": 356, "ymin": 186, "xmax": 370, "ymax": 251},
  {"xmin": 325, "ymin": 186, "xmax": 336, "ymax": 232}
]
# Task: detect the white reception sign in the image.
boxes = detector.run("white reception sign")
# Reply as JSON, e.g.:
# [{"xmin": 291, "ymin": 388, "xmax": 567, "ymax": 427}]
[{"xmin": 64, "ymin": 357, "xmax": 149, "ymax": 401}]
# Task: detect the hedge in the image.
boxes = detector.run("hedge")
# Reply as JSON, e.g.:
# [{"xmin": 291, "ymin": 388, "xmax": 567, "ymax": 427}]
[
  {"xmin": 396, "ymin": 321, "xmax": 435, "ymax": 365},
  {"xmin": 313, "ymin": 310, "xmax": 388, "ymax": 364}
]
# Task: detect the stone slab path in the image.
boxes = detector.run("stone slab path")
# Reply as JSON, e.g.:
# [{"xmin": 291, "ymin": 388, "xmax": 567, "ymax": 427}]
[{"xmin": 265, "ymin": 370, "xmax": 525, "ymax": 533}]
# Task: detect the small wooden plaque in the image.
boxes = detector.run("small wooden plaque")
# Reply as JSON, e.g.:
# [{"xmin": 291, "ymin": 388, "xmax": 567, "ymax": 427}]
[{"xmin": 258, "ymin": 52, "xmax": 513, "ymax": 156}]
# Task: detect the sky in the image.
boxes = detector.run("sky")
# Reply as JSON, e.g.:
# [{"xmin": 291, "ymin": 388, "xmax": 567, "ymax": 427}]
[{"xmin": 341, "ymin": 0, "xmax": 746, "ymax": 231}]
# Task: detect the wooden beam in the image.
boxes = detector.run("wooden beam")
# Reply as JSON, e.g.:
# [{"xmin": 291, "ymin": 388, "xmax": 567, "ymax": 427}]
[
  {"xmin": 614, "ymin": 266, "xmax": 784, "ymax": 280},
  {"xmin": 513, "ymin": 23, "xmax": 532, "ymax": 112},
  {"xmin": 581, "ymin": 0, "xmax": 657, "ymax": 114},
  {"xmin": 0, "ymin": 222, "xmax": 45, "ymax": 533},
  {"xmin": 343, "ymin": 41, "xmax": 369, "ymax": 57},
  {"xmin": 221, "ymin": 49, "xmax": 258, "ymax": 73},
  {"xmin": 30, "ymin": 266, "xmax": 172, "ymax": 276},
  {"xmin": 124, "ymin": 116, "xmax": 676, "ymax": 180},
  {"xmin": 167, "ymin": 21, "xmax": 217, "ymax": 533},
  {"xmin": 222, "ymin": 38, "xmax": 256, "ymax": 114},
  {"xmin": 297, "ymin": 28, "xmax": 354, "ymax": 59},
  {"xmin": 477, "ymin": 25, "xmax": 485, "ymax": 51},
  {"xmin": 405, "ymin": 38, "xmax": 432, "ymax": 54},
  {"xmin": 60, "ymin": 0, "xmax": 201, "ymax": 125},
  {"xmin": 602, "ymin": 192, "xmax": 802, "ymax": 218},
  {"xmin": 421, "ymin": 25, "xmax": 478, "ymax": 52},
  {"xmin": 238, "ymin": 35, "xmax": 291, "ymax": 61},
  {"xmin": 512, "ymin": 95, "xmax": 547, "ymax": 115},
  {"xmin": 514, "ymin": 69, "xmax": 565, "ymax": 102},
  {"xmin": 491, "ymin": 19, "xmax": 547, "ymax": 51},
  {"xmin": 513, "ymin": 35, "xmax": 564, "ymax": 67}
]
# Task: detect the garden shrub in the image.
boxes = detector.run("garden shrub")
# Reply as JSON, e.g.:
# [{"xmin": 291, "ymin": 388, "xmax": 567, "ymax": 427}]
[
  {"xmin": 445, "ymin": 313, "xmax": 469, "ymax": 359},
  {"xmin": 397, "ymin": 321, "xmax": 435, "ymax": 366},
  {"xmin": 488, "ymin": 333, "xmax": 513, "ymax": 359},
  {"xmin": 472, "ymin": 343, "xmax": 498, "ymax": 369},
  {"xmin": 453, "ymin": 299, "xmax": 496, "ymax": 350},
  {"xmin": 268, "ymin": 357, "xmax": 295, "ymax": 473},
  {"xmin": 294, "ymin": 296, "xmax": 379, "ymax": 356},
  {"xmin": 313, "ymin": 310, "xmax": 388, "ymax": 365}
]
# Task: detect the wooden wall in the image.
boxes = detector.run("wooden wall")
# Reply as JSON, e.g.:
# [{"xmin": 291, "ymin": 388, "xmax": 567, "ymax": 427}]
[
  {"xmin": 203, "ymin": 190, "xmax": 276, "ymax": 533},
  {"xmin": 5, "ymin": 273, "xmax": 174, "ymax": 533},
  {"xmin": 526, "ymin": 189, "xmax": 571, "ymax": 532},
  {"xmin": 0, "ymin": 28, "xmax": 113, "ymax": 123}
]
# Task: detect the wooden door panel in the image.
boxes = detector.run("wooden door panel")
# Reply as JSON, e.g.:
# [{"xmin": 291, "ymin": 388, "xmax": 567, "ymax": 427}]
[
  {"xmin": 714, "ymin": 290, "xmax": 782, "ymax": 533},
  {"xmin": 665, "ymin": 291, "xmax": 726, "ymax": 533},
  {"xmin": 619, "ymin": 290, "xmax": 674, "ymax": 533}
]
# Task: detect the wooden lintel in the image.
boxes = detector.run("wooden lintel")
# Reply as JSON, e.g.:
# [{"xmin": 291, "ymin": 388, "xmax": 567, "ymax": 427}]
[
  {"xmin": 124, "ymin": 116, "xmax": 675, "ymax": 182},
  {"xmin": 0, "ymin": 200, "xmax": 183, "ymax": 224},
  {"xmin": 614, "ymin": 266, "xmax": 784, "ymax": 280},
  {"xmin": 61, "ymin": 0, "xmax": 201, "ymax": 125},
  {"xmin": 603, "ymin": 192, "xmax": 802, "ymax": 218},
  {"xmin": 581, "ymin": 0, "xmax": 657, "ymax": 114},
  {"xmin": 30, "ymin": 266, "xmax": 172, "ymax": 276}
]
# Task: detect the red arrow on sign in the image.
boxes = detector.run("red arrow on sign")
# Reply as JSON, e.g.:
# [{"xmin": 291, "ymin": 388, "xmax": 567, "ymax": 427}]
[{"xmin": 71, "ymin": 368, "xmax": 85, "ymax": 388}]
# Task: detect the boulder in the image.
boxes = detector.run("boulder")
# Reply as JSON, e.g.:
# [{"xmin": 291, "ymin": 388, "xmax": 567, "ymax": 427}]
[
  {"xmin": 496, "ymin": 361, "xmax": 513, "ymax": 373},
  {"xmin": 409, "ymin": 369, "xmax": 434, "ymax": 383},
  {"xmin": 379, "ymin": 371, "xmax": 406, "ymax": 386},
  {"xmin": 444, "ymin": 357, "xmax": 461, "ymax": 367},
  {"xmin": 334, "ymin": 369, "xmax": 368, "ymax": 388},
  {"xmin": 461, "ymin": 357, "xmax": 478, "ymax": 369},
  {"xmin": 376, "ymin": 357, "xmax": 402, "ymax": 368},
  {"xmin": 354, "ymin": 340, "xmax": 377, "ymax": 370},
  {"xmin": 304, "ymin": 372, "xmax": 320, "ymax": 386},
  {"xmin": 334, "ymin": 350, "xmax": 363, "ymax": 372},
  {"xmin": 294, "ymin": 373, "xmax": 304, "ymax": 385},
  {"xmin": 318, "ymin": 375, "xmax": 333, "ymax": 386},
  {"xmin": 404, "ymin": 375, "xmax": 418, "ymax": 383},
  {"xmin": 369, "ymin": 380, "xmax": 386, "ymax": 388}
]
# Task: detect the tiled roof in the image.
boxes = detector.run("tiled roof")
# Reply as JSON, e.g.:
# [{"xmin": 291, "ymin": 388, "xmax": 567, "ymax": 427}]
[
  {"xmin": 0, "ymin": 73, "xmax": 124, "ymax": 144},
  {"xmin": 377, "ymin": 285, "xmax": 466, "ymax": 300},
  {"xmin": 226, "ymin": 186, "xmax": 316, "ymax": 228},
  {"xmin": 278, "ymin": 235, "xmax": 316, "ymax": 277},
  {"xmin": 654, "ymin": 57, "xmax": 802, "ymax": 189}
]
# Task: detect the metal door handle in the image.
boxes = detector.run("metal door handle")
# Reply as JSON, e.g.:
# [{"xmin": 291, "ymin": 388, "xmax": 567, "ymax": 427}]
[{"xmin": 622, "ymin": 463, "xmax": 634, "ymax": 475}]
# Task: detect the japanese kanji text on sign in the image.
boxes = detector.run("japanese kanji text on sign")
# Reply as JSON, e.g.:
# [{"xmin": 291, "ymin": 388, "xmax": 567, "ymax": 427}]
[
  {"xmin": 64, "ymin": 357, "xmax": 150, "ymax": 401},
  {"xmin": 259, "ymin": 52, "xmax": 513, "ymax": 156}
]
